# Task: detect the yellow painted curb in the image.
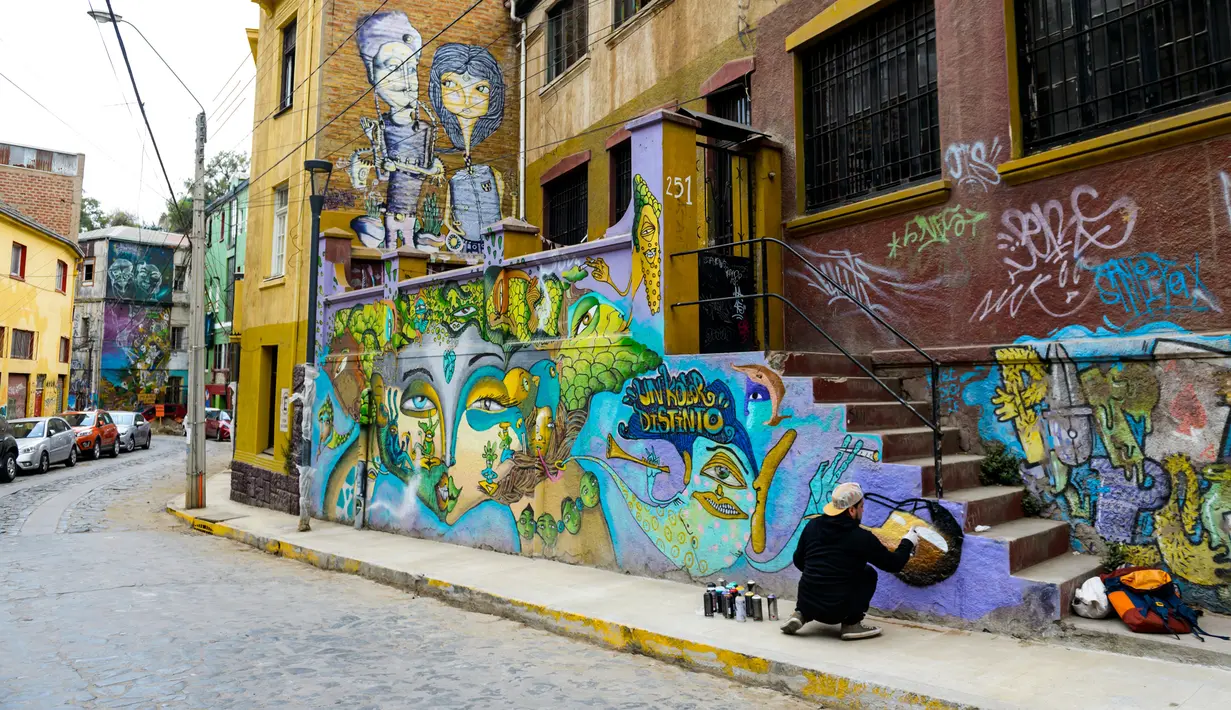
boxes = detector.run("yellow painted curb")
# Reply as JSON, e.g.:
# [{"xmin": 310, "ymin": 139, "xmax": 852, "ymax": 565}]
[{"xmin": 166, "ymin": 505, "xmax": 976, "ymax": 710}]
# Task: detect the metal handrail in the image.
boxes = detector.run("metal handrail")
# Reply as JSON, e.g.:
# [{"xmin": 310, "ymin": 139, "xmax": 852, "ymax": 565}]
[{"xmin": 672, "ymin": 238, "xmax": 945, "ymax": 497}]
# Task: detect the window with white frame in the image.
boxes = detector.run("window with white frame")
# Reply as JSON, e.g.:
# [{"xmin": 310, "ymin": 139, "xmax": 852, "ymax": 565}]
[{"xmin": 271, "ymin": 185, "xmax": 288, "ymax": 277}]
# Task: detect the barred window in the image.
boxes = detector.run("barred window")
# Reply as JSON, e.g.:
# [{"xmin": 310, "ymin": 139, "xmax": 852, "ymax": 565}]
[
  {"xmin": 545, "ymin": 166, "xmax": 588, "ymax": 247},
  {"xmin": 1017, "ymin": 0, "xmax": 1231, "ymax": 152},
  {"xmin": 800, "ymin": 0, "xmax": 940, "ymax": 212},
  {"xmin": 610, "ymin": 140, "xmax": 632, "ymax": 226},
  {"xmin": 11, "ymin": 329, "xmax": 34, "ymax": 360},
  {"xmin": 547, "ymin": 0, "xmax": 588, "ymax": 83}
]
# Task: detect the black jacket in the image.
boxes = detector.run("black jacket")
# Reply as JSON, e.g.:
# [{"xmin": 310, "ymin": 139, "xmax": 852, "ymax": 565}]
[{"xmin": 792, "ymin": 513, "xmax": 913, "ymax": 612}]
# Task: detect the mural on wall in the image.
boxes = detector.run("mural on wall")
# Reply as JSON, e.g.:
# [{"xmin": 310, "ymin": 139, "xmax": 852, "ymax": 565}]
[
  {"xmin": 100, "ymin": 304, "xmax": 172, "ymax": 408},
  {"xmin": 344, "ymin": 11, "xmax": 508, "ymax": 256},
  {"xmin": 960, "ymin": 324, "xmax": 1231, "ymax": 613},
  {"xmin": 107, "ymin": 241, "xmax": 174, "ymax": 303},
  {"xmin": 303, "ymin": 152, "xmax": 1078, "ymax": 628}
]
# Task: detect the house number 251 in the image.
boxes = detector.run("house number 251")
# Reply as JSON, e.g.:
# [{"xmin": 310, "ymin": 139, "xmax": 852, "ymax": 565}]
[{"xmin": 666, "ymin": 176, "xmax": 693, "ymax": 205}]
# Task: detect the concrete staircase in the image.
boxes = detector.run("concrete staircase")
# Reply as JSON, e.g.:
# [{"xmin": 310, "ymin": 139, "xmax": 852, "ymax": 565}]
[{"xmin": 780, "ymin": 351, "xmax": 1104, "ymax": 617}]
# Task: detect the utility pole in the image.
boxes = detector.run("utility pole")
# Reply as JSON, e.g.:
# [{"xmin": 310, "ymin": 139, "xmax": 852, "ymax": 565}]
[{"xmin": 186, "ymin": 111, "xmax": 207, "ymax": 508}]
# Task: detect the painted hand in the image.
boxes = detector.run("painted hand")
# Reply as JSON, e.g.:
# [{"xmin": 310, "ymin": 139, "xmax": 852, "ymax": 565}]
[{"xmin": 585, "ymin": 257, "xmax": 611, "ymax": 284}]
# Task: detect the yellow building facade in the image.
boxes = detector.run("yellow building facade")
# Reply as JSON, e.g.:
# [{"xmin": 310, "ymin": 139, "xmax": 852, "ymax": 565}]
[
  {"xmin": 232, "ymin": 0, "xmax": 323, "ymax": 493},
  {"xmin": 0, "ymin": 201, "xmax": 80, "ymax": 419}
]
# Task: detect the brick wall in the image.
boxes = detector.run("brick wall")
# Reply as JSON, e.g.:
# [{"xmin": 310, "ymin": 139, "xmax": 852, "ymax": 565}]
[{"xmin": 0, "ymin": 164, "xmax": 80, "ymax": 237}]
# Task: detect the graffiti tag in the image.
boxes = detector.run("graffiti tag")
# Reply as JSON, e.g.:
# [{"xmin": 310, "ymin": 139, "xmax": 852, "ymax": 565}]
[
  {"xmin": 971, "ymin": 186, "xmax": 1138, "ymax": 322},
  {"xmin": 619, "ymin": 365, "xmax": 754, "ymax": 466},
  {"xmin": 887, "ymin": 205, "xmax": 989, "ymax": 260},
  {"xmin": 1089, "ymin": 252, "xmax": 1222, "ymax": 329},
  {"xmin": 944, "ymin": 138, "xmax": 1003, "ymax": 192}
]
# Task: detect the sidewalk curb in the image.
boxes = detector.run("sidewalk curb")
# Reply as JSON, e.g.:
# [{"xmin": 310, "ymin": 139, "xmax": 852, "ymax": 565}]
[{"xmin": 167, "ymin": 506, "xmax": 976, "ymax": 710}]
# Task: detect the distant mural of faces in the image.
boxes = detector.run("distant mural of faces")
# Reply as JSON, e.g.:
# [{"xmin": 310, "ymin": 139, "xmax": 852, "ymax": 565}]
[
  {"xmin": 107, "ymin": 242, "xmax": 174, "ymax": 304},
  {"xmin": 344, "ymin": 11, "xmax": 507, "ymax": 256}
]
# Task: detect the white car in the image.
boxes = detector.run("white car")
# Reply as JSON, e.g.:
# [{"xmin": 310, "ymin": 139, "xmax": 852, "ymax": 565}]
[{"xmin": 9, "ymin": 417, "xmax": 79, "ymax": 474}]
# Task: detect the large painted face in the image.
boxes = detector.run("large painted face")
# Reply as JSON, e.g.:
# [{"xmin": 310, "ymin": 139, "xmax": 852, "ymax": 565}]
[
  {"xmin": 371, "ymin": 42, "xmax": 419, "ymax": 110},
  {"xmin": 109, "ymin": 259, "xmax": 134, "ymax": 293},
  {"xmin": 385, "ymin": 327, "xmax": 557, "ymax": 525},
  {"xmin": 634, "ymin": 203, "xmax": 661, "ymax": 312},
  {"xmin": 440, "ymin": 71, "xmax": 490, "ymax": 120},
  {"xmin": 134, "ymin": 263, "xmax": 163, "ymax": 298}
]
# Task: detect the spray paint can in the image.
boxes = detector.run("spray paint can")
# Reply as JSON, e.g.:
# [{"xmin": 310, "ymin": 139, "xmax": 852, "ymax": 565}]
[
  {"xmin": 717, "ymin": 588, "xmax": 729, "ymax": 617},
  {"xmin": 735, "ymin": 591, "xmax": 747, "ymax": 622},
  {"xmin": 751, "ymin": 594, "xmax": 764, "ymax": 621},
  {"xmin": 746, "ymin": 580, "xmax": 758, "ymax": 595},
  {"xmin": 716, "ymin": 577, "xmax": 727, "ymax": 589},
  {"xmin": 703, "ymin": 585, "xmax": 716, "ymax": 617},
  {"xmin": 725, "ymin": 590, "xmax": 737, "ymax": 619},
  {"xmin": 767, "ymin": 594, "xmax": 779, "ymax": 621}
]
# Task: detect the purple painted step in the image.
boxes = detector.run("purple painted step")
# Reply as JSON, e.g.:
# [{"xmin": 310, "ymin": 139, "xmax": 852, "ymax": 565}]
[
  {"xmin": 846, "ymin": 400, "xmax": 933, "ymax": 430},
  {"xmin": 875, "ymin": 426, "xmax": 961, "ymax": 460},
  {"xmin": 888, "ymin": 453, "xmax": 983, "ymax": 496},
  {"xmin": 940, "ymin": 485, "xmax": 1025, "ymax": 532},
  {"xmin": 780, "ymin": 352, "xmax": 874, "ymax": 378},
  {"xmin": 813, "ymin": 376, "xmax": 902, "ymax": 403},
  {"xmin": 971, "ymin": 518, "xmax": 1073, "ymax": 574}
]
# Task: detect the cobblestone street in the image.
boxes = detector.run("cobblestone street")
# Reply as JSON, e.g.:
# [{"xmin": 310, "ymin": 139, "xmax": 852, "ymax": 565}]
[{"xmin": 0, "ymin": 437, "xmax": 811, "ymax": 709}]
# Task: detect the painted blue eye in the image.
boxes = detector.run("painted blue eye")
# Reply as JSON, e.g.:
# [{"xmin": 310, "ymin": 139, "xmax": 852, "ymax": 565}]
[{"xmin": 401, "ymin": 395, "xmax": 434, "ymax": 414}]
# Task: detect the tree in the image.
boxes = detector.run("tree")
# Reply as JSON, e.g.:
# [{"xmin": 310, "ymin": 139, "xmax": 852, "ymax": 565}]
[
  {"xmin": 80, "ymin": 196, "xmax": 106, "ymax": 232},
  {"xmin": 157, "ymin": 150, "xmax": 249, "ymax": 233},
  {"xmin": 105, "ymin": 210, "xmax": 140, "ymax": 228},
  {"xmin": 203, "ymin": 151, "xmax": 249, "ymax": 205},
  {"xmin": 159, "ymin": 195, "xmax": 193, "ymax": 234}
]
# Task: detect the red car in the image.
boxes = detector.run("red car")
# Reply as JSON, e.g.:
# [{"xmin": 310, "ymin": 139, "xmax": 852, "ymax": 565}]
[
  {"xmin": 62, "ymin": 410, "xmax": 120, "ymax": 459},
  {"xmin": 205, "ymin": 408, "xmax": 232, "ymax": 441}
]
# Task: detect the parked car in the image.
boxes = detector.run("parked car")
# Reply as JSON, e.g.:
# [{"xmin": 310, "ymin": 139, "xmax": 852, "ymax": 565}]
[
  {"xmin": 141, "ymin": 404, "xmax": 187, "ymax": 422},
  {"xmin": 206, "ymin": 408, "xmax": 232, "ymax": 441},
  {"xmin": 0, "ymin": 415, "xmax": 18, "ymax": 483},
  {"xmin": 112, "ymin": 411, "xmax": 152, "ymax": 452},
  {"xmin": 8, "ymin": 416, "xmax": 78, "ymax": 473},
  {"xmin": 62, "ymin": 410, "xmax": 120, "ymax": 459}
]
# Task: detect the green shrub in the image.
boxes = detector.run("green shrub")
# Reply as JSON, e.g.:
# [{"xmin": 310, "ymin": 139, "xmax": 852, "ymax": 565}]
[
  {"xmin": 1102, "ymin": 542, "xmax": 1129, "ymax": 572},
  {"xmin": 979, "ymin": 441, "xmax": 1023, "ymax": 487},
  {"xmin": 1021, "ymin": 492, "xmax": 1044, "ymax": 518}
]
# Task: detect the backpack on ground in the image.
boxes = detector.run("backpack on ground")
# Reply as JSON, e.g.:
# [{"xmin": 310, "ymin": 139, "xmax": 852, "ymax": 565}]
[{"xmin": 1100, "ymin": 566, "xmax": 1229, "ymax": 642}]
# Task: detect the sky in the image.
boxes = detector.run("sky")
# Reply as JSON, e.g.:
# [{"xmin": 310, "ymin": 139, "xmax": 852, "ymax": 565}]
[{"xmin": 0, "ymin": 0, "xmax": 261, "ymax": 224}]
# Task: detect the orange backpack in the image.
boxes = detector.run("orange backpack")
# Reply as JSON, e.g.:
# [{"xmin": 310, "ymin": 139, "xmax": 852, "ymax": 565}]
[{"xmin": 1101, "ymin": 567, "xmax": 1227, "ymax": 641}]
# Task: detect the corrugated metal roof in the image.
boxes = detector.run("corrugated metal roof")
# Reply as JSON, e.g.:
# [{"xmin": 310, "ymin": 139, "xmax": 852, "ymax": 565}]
[{"xmin": 78, "ymin": 225, "xmax": 189, "ymax": 249}]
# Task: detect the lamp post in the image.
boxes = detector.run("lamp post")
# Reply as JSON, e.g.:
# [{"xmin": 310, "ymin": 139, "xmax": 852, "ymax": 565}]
[
  {"xmin": 90, "ymin": 7, "xmax": 208, "ymax": 507},
  {"xmin": 298, "ymin": 160, "xmax": 332, "ymax": 532},
  {"xmin": 303, "ymin": 160, "xmax": 332, "ymax": 366}
]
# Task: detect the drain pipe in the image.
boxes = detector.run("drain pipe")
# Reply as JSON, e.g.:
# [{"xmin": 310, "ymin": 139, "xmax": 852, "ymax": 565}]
[{"xmin": 512, "ymin": 0, "xmax": 527, "ymax": 219}]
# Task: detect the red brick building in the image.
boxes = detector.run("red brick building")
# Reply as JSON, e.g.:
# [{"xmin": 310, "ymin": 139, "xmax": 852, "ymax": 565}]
[{"xmin": 0, "ymin": 141, "xmax": 85, "ymax": 239}]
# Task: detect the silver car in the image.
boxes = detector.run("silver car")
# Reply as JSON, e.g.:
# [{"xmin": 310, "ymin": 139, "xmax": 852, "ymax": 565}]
[
  {"xmin": 10, "ymin": 417, "xmax": 78, "ymax": 474},
  {"xmin": 113, "ymin": 411, "xmax": 152, "ymax": 452}
]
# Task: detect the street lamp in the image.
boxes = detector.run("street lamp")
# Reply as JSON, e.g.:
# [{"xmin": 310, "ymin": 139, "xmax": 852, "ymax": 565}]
[
  {"xmin": 90, "ymin": 4, "xmax": 208, "ymax": 508},
  {"xmin": 304, "ymin": 159, "xmax": 332, "ymax": 367},
  {"xmin": 87, "ymin": 9, "xmax": 204, "ymax": 114}
]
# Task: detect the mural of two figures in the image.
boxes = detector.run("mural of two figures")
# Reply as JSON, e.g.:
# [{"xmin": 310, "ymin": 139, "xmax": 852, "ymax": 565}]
[{"xmin": 343, "ymin": 11, "xmax": 507, "ymax": 256}]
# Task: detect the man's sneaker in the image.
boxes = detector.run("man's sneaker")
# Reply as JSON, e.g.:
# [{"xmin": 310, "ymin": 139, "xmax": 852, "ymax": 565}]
[
  {"xmin": 779, "ymin": 611, "xmax": 805, "ymax": 635},
  {"xmin": 840, "ymin": 622, "xmax": 881, "ymax": 640}
]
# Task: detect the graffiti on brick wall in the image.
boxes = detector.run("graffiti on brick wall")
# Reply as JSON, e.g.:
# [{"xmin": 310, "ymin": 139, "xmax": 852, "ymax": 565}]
[
  {"xmin": 100, "ymin": 304, "xmax": 172, "ymax": 409},
  {"xmin": 886, "ymin": 205, "xmax": 989, "ymax": 261},
  {"xmin": 963, "ymin": 325, "xmax": 1231, "ymax": 612},
  {"xmin": 343, "ymin": 11, "xmax": 507, "ymax": 255},
  {"xmin": 1089, "ymin": 252, "xmax": 1221, "ymax": 330},
  {"xmin": 944, "ymin": 137, "xmax": 1003, "ymax": 192},
  {"xmin": 971, "ymin": 186, "xmax": 1138, "ymax": 323}
]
